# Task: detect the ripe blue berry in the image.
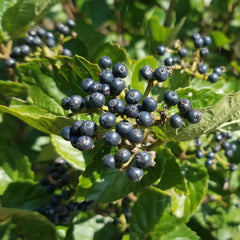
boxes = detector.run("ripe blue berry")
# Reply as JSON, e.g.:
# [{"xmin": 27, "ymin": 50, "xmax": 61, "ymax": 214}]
[
  {"xmin": 66, "ymin": 19, "xmax": 76, "ymax": 28},
  {"xmin": 99, "ymin": 56, "xmax": 112, "ymax": 69},
  {"xmin": 178, "ymin": 98, "xmax": 192, "ymax": 114},
  {"xmin": 196, "ymin": 150, "xmax": 204, "ymax": 159},
  {"xmin": 46, "ymin": 38, "xmax": 56, "ymax": 48},
  {"xmin": 125, "ymin": 89, "xmax": 142, "ymax": 104},
  {"xmin": 153, "ymin": 67, "xmax": 169, "ymax": 82},
  {"xmin": 225, "ymin": 149, "xmax": 233, "ymax": 158},
  {"xmin": 69, "ymin": 95, "xmax": 84, "ymax": 112},
  {"xmin": 61, "ymin": 97, "xmax": 71, "ymax": 110},
  {"xmin": 25, "ymin": 35, "xmax": 34, "ymax": 45},
  {"xmin": 5, "ymin": 58, "xmax": 16, "ymax": 68},
  {"xmin": 89, "ymin": 82, "xmax": 102, "ymax": 93},
  {"xmin": 28, "ymin": 30, "xmax": 37, "ymax": 37},
  {"xmin": 136, "ymin": 111, "xmax": 153, "ymax": 127},
  {"xmin": 212, "ymin": 145, "xmax": 221, "ymax": 153},
  {"xmin": 140, "ymin": 65, "xmax": 153, "ymax": 80},
  {"xmin": 164, "ymin": 90, "xmax": 179, "ymax": 106},
  {"xmin": 108, "ymin": 99, "xmax": 125, "ymax": 113},
  {"xmin": 102, "ymin": 154, "xmax": 115, "ymax": 168},
  {"xmin": 208, "ymin": 73, "xmax": 218, "ymax": 83},
  {"xmin": 116, "ymin": 121, "xmax": 133, "ymax": 137},
  {"xmin": 80, "ymin": 120, "xmax": 97, "ymax": 137},
  {"xmin": 10, "ymin": 46, "xmax": 21, "ymax": 58},
  {"xmin": 206, "ymin": 152, "xmax": 215, "ymax": 159},
  {"xmin": 124, "ymin": 105, "xmax": 140, "ymax": 118},
  {"xmin": 112, "ymin": 63, "xmax": 128, "ymax": 78},
  {"xmin": 156, "ymin": 45, "xmax": 166, "ymax": 55},
  {"xmin": 215, "ymin": 133, "xmax": 223, "ymax": 142},
  {"xmin": 142, "ymin": 97, "xmax": 157, "ymax": 112},
  {"xmin": 99, "ymin": 69, "xmax": 114, "ymax": 84},
  {"xmin": 213, "ymin": 67, "xmax": 222, "ymax": 76},
  {"xmin": 110, "ymin": 77, "xmax": 126, "ymax": 95},
  {"xmin": 127, "ymin": 129, "xmax": 143, "ymax": 143},
  {"xmin": 205, "ymin": 159, "xmax": 213, "ymax": 168},
  {"xmin": 37, "ymin": 27, "xmax": 46, "ymax": 38},
  {"xmin": 229, "ymin": 163, "xmax": 238, "ymax": 172},
  {"xmin": 194, "ymin": 38, "xmax": 204, "ymax": 48},
  {"xmin": 84, "ymin": 95, "xmax": 91, "ymax": 108},
  {"xmin": 116, "ymin": 149, "xmax": 131, "ymax": 163},
  {"xmin": 100, "ymin": 84, "xmax": 111, "ymax": 96},
  {"xmin": 57, "ymin": 23, "xmax": 70, "ymax": 35},
  {"xmin": 230, "ymin": 143, "xmax": 237, "ymax": 152},
  {"xmin": 203, "ymin": 36, "xmax": 212, "ymax": 46},
  {"xmin": 99, "ymin": 112, "xmax": 116, "ymax": 129},
  {"xmin": 89, "ymin": 92, "xmax": 105, "ymax": 108},
  {"xmin": 187, "ymin": 109, "xmax": 202, "ymax": 124},
  {"xmin": 226, "ymin": 132, "xmax": 232, "ymax": 139},
  {"xmin": 104, "ymin": 131, "xmax": 120, "ymax": 146},
  {"xmin": 192, "ymin": 33, "xmax": 201, "ymax": 40},
  {"xmin": 200, "ymin": 48, "xmax": 209, "ymax": 57},
  {"xmin": 20, "ymin": 44, "xmax": 31, "ymax": 56},
  {"xmin": 61, "ymin": 126, "xmax": 71, "ymax": 140},
  {"xmin": 221, "ymin": 141, "xmax": 231, "ymax": 150},
  {"xmin": 198, "ymin": 64, "xmax": 208, "ymax": 74},
  {"xmin": 170, "ymin": 114, "xmax": 183, "ymax": 128},
  {"xmin": 81, "ymin": 78, "xmax": 94, "ymax": 92},
  {"xmin": 128, "ymin": 167, "xmax": 144, "ymax": 182},
  {"xmin": 134, "ymin": 151, "xmax": 151, "ymax": 168},
  {"xmin": 195, "ymin": 139, "xmax": 202, "ymax": 148},
  {"xmin": 75, "ymin": 136, "xmax": 94, "ymax": 151},
  {"xmin": 32, "ymin": 37, "xmax": 43, "ymax": 47},
  {"xmin": 46, "ymin": 32, "xmax": 54, "ymax": 39},
  {"xmin": 62, "ymin": 48, "xmax": 72, "ymax": 57},
  {"xmin": 164, "ymin": 57, "xmax": 174, "ymax": 66},
  {"xmin": 178, "ymin": 48, "xmax": 188, "ymax": 58}
]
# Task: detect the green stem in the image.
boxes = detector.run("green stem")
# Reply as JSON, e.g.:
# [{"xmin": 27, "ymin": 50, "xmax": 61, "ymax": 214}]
[
  {"xmin": 147, "ymin": 139, "xmax": 164, "ymax": 151},
  {"xmin": 140, "ymin": 80, "xmax": 154, "ymax": 103}
]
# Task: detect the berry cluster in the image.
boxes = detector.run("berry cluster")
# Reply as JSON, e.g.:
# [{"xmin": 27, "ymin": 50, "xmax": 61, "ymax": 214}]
[
  {"xmin": 4, "ymin": 19, "xmax": 76, "ymax": 68},
  {"xmin": 38, "ymin": 158, "xmax": 93, "ymax": 225}
]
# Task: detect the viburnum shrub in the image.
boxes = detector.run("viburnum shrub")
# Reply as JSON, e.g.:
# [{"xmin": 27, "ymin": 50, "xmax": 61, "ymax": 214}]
[{"xmin": 1, "ymin": 1, "xmax": 240, "ymax": 239}]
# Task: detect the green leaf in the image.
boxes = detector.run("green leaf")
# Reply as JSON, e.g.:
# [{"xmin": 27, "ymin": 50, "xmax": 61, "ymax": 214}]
[
  {"xmin": 0, "ymin": 207, "xmax": 57, "ymax": 240},
  {"xmin": 0, "ymin": 80, "xmax": 27, "ymax": 98},
  {"xmin": 210, "ymin": 31, "xmax": 232, "ymax": 48},
  {"xmin": 77, "ymin": 146, "xmax": 166, "ymax": 203},
  {"xmin": 2, "ymin": 181, "xmax": 51, "ymax": 211}
]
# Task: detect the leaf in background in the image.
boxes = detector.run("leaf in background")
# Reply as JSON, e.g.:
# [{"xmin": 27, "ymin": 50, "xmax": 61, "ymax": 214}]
[
  {"xmin": 0, "ymin": 207, "xmax": 57, "ymax": 240},
  {"xmin": 209, "ymin": 31, "xmax": 232, "ymax": 48},
  {"xmin": 77, "ymin": 147, "xmax": 166, "ymax": 203}
]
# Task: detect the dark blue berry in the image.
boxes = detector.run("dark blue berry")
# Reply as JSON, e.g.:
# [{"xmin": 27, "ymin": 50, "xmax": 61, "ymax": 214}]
[
  {"xmin": 51, "ymin": 195, "xmax": 62, "ymax": 205},
  {"xmin": 205, "ymin": 159, "xmax": 213, "ymax": 168},
  {"xmin": 140, "ymin": 65, "xmax": 153, "ymax": 80},
  {"xmin": 71, "ymin": 120, "xmax": 83, "ymax": 136},
  {"xmin": 108, "ymin": 99, "xmax": 125, "ymax": 113},
  {"xmin": 81, "ymin": 78, "xmax": 94, "ymax": 92},
  {"xmin": 67, "ymin": 201, "xmax": 79, "ymax": 213},
  {"xmin": 136, "ymin": 111, "xmax": 153, "ymax": 127},
  {"xmin": 203, "ymin": 36, "xmax": 212, "ymax": 46},
  {"xmin": 10, "ymin": 46, "xmax": 21, "ymax": 58},
  {"xmin": 195, "ymin": 139, "xmax": 202, "ymax": 147},
  {"xmin": 215, "ymin": 133, "xmax": 222, "ymax": 142},
  {"xmin": 37, "ymin": 27, "xmax": 46, "ymax": 38},
  {"xmin": 192, "ymin": 33, "xmax": 201, "ymax": 40},
  {"xmin": 125, "ymin": 89, "xmax": 142, "ymax": 104},
  {"xmin": 110, "ymin": 77, "xmax": 126, "ymax": 95},
  {"xmin": 89, "ymin": 92, "xmax": 105, "ymax": 108},
  {"xmin": 28, "ymin": 30, "xmax": 37, "ymax": 37},
  {"xmin": 134, "ymin": 151, "xmax": 151, "ymax": 168},
  {"xmin": 56, "ymin": 204, "xmax": 68, "ymax": 216},
  {"xmin": 46, "ymin": 183, "xmax": 56, "ymax": 193},
  {"xmin": 61, "ymin": 190, "xmax": 72, "ymax": 200},
  {"xmin": 61, "ymin": 97, "xmax": 71, "ymax": 110},
  {"xmin": 128, "ymin": 167, "xmax": 144, "ymax": 182},
  {"xmin": 124, "ymin": 105, "xmax": 140, "ymax": 118},
  {"xmin": 194, "ymin": 38, "xmax": 204, "ymax": 48},
  {"xmin": 187, "ymin": 109, "xmax": 202, "ymax": 124},
  {"xmin": 99, "ymin": 56, "xmax": 112, "ymax": 69},
  {"xmin": 116, "ymin": 149, "xmax": 131, "ymax": 163},
  {"xmin": 102, "ymin": 154, "xmax": 115, "ymax": 168},
  {"xmin": 61, "ymin": 174, "xmax": 70, "ymax": 184},
  {"xmin": 20, "ymin": 44, "xmax": 31, "ymax": 56},
  {"xmin": 62, "ymin": 48, "xmax": 72, "ymax": 57},
  {"xmin": 164, "ymin": 90, "xmax": 179, "ymax": 106},
  {"xmin": 164, "ymin": 57, "xmax": 174, "ymax": 66},
  {"xmin": 226, "ymin": 132, "xmax": 232, "ymax": 139},
  {"xmin": 69, "ymin": 95, "xmax": 84, "ymax": 112},
  {"xmin": 156, "ymin": 45, "xmax": 166, "ymax": 55},
  {"xmin": 99, "ymin": 112, "xmax": 116, "ymax": 129},
  {"xmin": 200, "ymin": 48, "xmax": 209, "ymax": 57},
  {"xmin": 196, "ymin": 150, "xmax": 204, "ymax": 159},
  {"xmin": 104, "ymin": 131, "xmax": 120, "ymax": 146},
  {"xmin": 70, "ymin": 136, "xmax": 78, "ymax": 148},
  {"xmin": 112, "ymin": 63, "xmax": 128, "ymax": 78},
  {"xmin": 75, "ymin": 136, "xmax": 94, "ymax": 151},
  {"xmin": 208, "ymin": 73, "xmax": 219, "ymax": 83},
  {"xmin": 46, "ymin": 32, "xmax": 54, "ymax": 39},
  {"xmin": 153, "ymin": 67, "xmax": 169, "ymax": 82},
  {"xmin": 99, "ymin": 69, "xmax": 114, "ymax": 84},
  {"xmin": 212, "ymin": 144, "xmax": 220, "ymax": 153},
  {"xmin": 178, "ymin": 98, "xmax": 192, "ymax": 114},
  {"xmin": 221, "ymin": 141, "xmax": 231, "ymax": 150},
  {"xmin": 5, "ymin": 58, "xmax": 16, "ymax": 68},
  {"xmin": 100, "ymin": 84, "xmax": 111, "ymax": 96},
  {"xmin": 66, "ymin": 19, "xmax": 76, "ymax": 28},
  {"xmin": 89, "ymin": 82, "xmax": 102, "ymax": 93},
  {"xmin": 57, "ymin": 23, "xmax": 70, "ymax": 35},
  {"xmin": 51, "ymin": 171, "xmax": 60, "ymax": 180},
  {"xmin": 46, "ymin": 38, "xmax": 56, "ymax": 48},
  {"xmin": 170, "ymin": 114, "xmax": 183, "ymax": 128},
  {"xmin": 225, "ymin": 149, "xmax": 233, "ymax": 158},
  {"xmin": 25, "ymin": 35, "xmax": 34, "ymax": 45},
  {"xmin": 126, "ymin": 128, "xmax": 143, "ymax": 143},
  {"xmin": 229, "ymin": 163, "xmax": 238, "ymax": 172},
  {"xmin": 61, "ymin": 126, "xmax": 71, "ymax": 140},
  {"xmin": 230, "ymin": 143, "xmax": 237, "ymax": 152},
  {"xmin": 80, "ymin": 120, "xmax": 97, "ymax": 137},
  {"xmin": 142, "ymin": 97, "xmax": 157, "ymax": 112},
  {"xmin": 32, "ymin": 37, "xmax": 43, "ymax": 47},
  {"xmin": 198, "ymin": 64, "xmax": 208, "ymax": 74},
  {"xmin": 178, "ymin": 48, "xmax": 188, "ymax": 58},
  {"xmin": 213, "ymin": 67, "xmax": 222, "ymax": 76},
  {"xmin": 116, "ymin": 121, "xmax": 133, "ymax": 137},
  {"xmin": 206, "ymin": 152, "xmax": 215, "ymax": 159}
]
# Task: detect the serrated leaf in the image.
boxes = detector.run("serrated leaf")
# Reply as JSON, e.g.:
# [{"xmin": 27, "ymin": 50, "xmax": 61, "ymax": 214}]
[
  {"xmin": 0, "ymin": 80, "xmax": 27, "ymax": 98},
  {"xmin": 77, "ymin": 146, "xmax": 166, "ymax": 203}
]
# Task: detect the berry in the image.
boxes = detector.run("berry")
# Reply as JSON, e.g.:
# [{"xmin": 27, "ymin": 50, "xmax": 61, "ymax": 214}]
[
  {"xmin": 62, "ymin": 48, "xmax": 72, "ymax": 57},
  {"xmin": 89, "ymin": 82, "xmax": 102, "ymax": 93},
  {"xmin": 89, "ymin": 92, "xmax": 105, "ymax": 108},
  {"xmin": 57, "ymin": 23, "xmax": 70, "ymax": 35},
  {"xmin": 75, "ymin": 136, "xmax": 94, "ymax": 151},
  {"xmin": 225, "ymin": 149, "xmax": 233, "ymax": 158},
  {"xmin": 46, "ymin": 32, "xmax": 54, "ymax": 39},
  {"xmin": 100, "ymin": 84, "xmax": 111, "ymax": 96},
  {"xmin": 195, "ymin": 139, "xmax": 202, "ymax": 148},
  {"xmin": 110, "ymin": 77, "xmax": 126, "ymax": 95},
  {"xmin": 5, "ymin": 58, "xmax": 16, "ymax": 68},
  {"xmin": 61, "ymin": 126, "xmax": 71, "ymax": 140},
  {"xmin": 229, "ymin": 163, "xmax": 238, "ymax": 172},
  {"xmin": 230, "ymin": 143, "xmax": 237, "ymax": 152},
  {"xmin": 124, "ymin": 105, "xmax": 140, "ymax": 118},
  {"xmin": 116, "ymin": 149, "xmax": 131, "ymax": 163},
  {"xmin": 134, "ymin": 151, "xmax": 151, "ymax": 168},
  {"xmin": 112, "ymin": 63, "xmax": 128, "ymax": 78},
  {"xmin": 140, "ymin": 65, "xmax": 153, "ymax": 80},
  {"xmin": 104, "ymin": 131, "xmax": 120, "ymax": 146},
  {"xmin": 173, "ymin": 57, "xmax": 180, "ymax": 64},
  {"xmin": 136, "ymin": 111, "xmax": 153, "ymax": 127},
  {"xmin": 10, "ymin": 46, "xmax": 21, "ymax": 58},
  {"xmin": 79, "ymin": 120, "xmax": 97, "ymax": 137},
  {"xmin": 221, "ymin": 141, "xmax": 231, "ymax": 150},
  {"xmin": 198, "ymin": 64, "xmax": 208, "ymax": 74},
  {"xmin": 178, "ymin": 98, "xmax": 192, "ymax": 114},
  {"xmin": 126, "ymin": 129, "xmax": 143, "ymax": 143},
  {"xmin": 66, "ymin": 19, "xmax": 76, "ymax": 28},
  {"xmin": 25, "ymin": 35, "xmax": 34, "ymax": 45},
  {"xmin": 102, "ymin": 154, "xmax": 115, "ymax": 168},
  {"xmin": 28, "ymin": 30, "xmax": 37, "ymax": 37},
  {"xmin": 81, "ymin": 78, "xmax": 94, "ymax": 92},
  {"xmin": 203, "ymin": 36, "xmax": 212, "ymax": 46},
  {"xmin": 46, "ymin": 183, "xmax": 56, "ymax": 193},
  {"xmin": 46, "ymin": 38, "xmax": 56, "ymax": 48},
  {"xmin": 125, "ymin": 89, "xmax": 142, "ymax": 104},
  {"xmin": 192, "ymin": 33, "xmax": 201, "ymax": 40},
  {"xmin": 142, "ymin": 97, "xmax": 157, "ymax": 112},
  {"xmin": 71, "ymin": 120, "xmax": 83, "ymax": 136},
  {"xmin": 116, "ymin": 121, "xmax": 133, "ymax": 137},
  {"xmin": 99, "ymin": 69, "xmax": 114, "ymax": 84},
  {"xmin": 194, "ymin": 37, "xmax": 204, "ymax": 48},
  {"xmin": 164, "ymin": 57, "xmax": 174, "ymax": 66},
  {"xmin": 99, "ymin": 56, "xmax": 112, "ymax": 69},
  {"xmin": 205, "ymin": 159, "xmax": 213, "ymax": 168},
  {"xmin": 99, "ymin": 112, "xmax": 116, "ymax": 129},
  {"xmin": 213, "ymin": 67, "xmax": 222, "ymax": 76},
  {"xmin": 178, "ymin": 48, "xmax": 188, "ymax": 58},
  {"xmin": 69, "ymin": 95, "xmax": 84, "ymax": 112},
  {"xmin": 61, "ymin": 174, "xmax": 70, "ymax": 184},
  {"xmin": 215, "ymin": 133, "xmax": 223, "ymax": 142},
  {"xmin": 20, "ymin": 44, "xmax": 31, "ymax": 56},
  {"xmin": 226, "ymin": 132, "xmax": 232, "ymax": 139},
  {"xmin": 200, "ymin": 48, "xmax": 209, "ymax": 57},
  {"xmin": 61, "ymin": 97, "xmax": 71, "ymax": 110},
  {"xmin": 206, "ymin": 152, "xmax": 215, "ymax": 159},
  {"xmin": 108, "ymin": 99, "xmax": 125, "ymax": 113},
  {"xmin": 156, "ymin": 45, "xmax": 166, "ymax": 55},
  {"xmin": 196, "ymin": 150, "xmax": 204, "ymax": 159},
  {"xmin": 32, "ymin": 37, "xmax": 43, "ymax": 47},
  {"xmin": 164, "ymin": 90, "xmax": 179, "ymax": 106},
  {"xmin": 153, "ymin": 67, "xmax": 169, "ymax": 82},
  {"xmin": 37, "ymin": 27, "xmax": 46, "ymax": 38},
  {"xmin": 128, "ymin": 167, "xmax": 144, "ymax": 182},
  {"xmin": 187, "ymin": 109, "xmax": 202, "ymax": 124},
  {"xmin": 61, "ymin": 190, "xmax": 72, "ymax": 200},
  {"xmin": 208, "ymin": 73, "xmax": 219, "ymax": 83},
  {"xmin": 170, "ymin": 114, "xmax": 183, "ymax": 128},
  {"xmin": 212, "ymin": 144, "xmax": 221, "ymax": 153},
  {"xmin": 51, "ymin": 172, "xmax": 60, "ymax": 180}
]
